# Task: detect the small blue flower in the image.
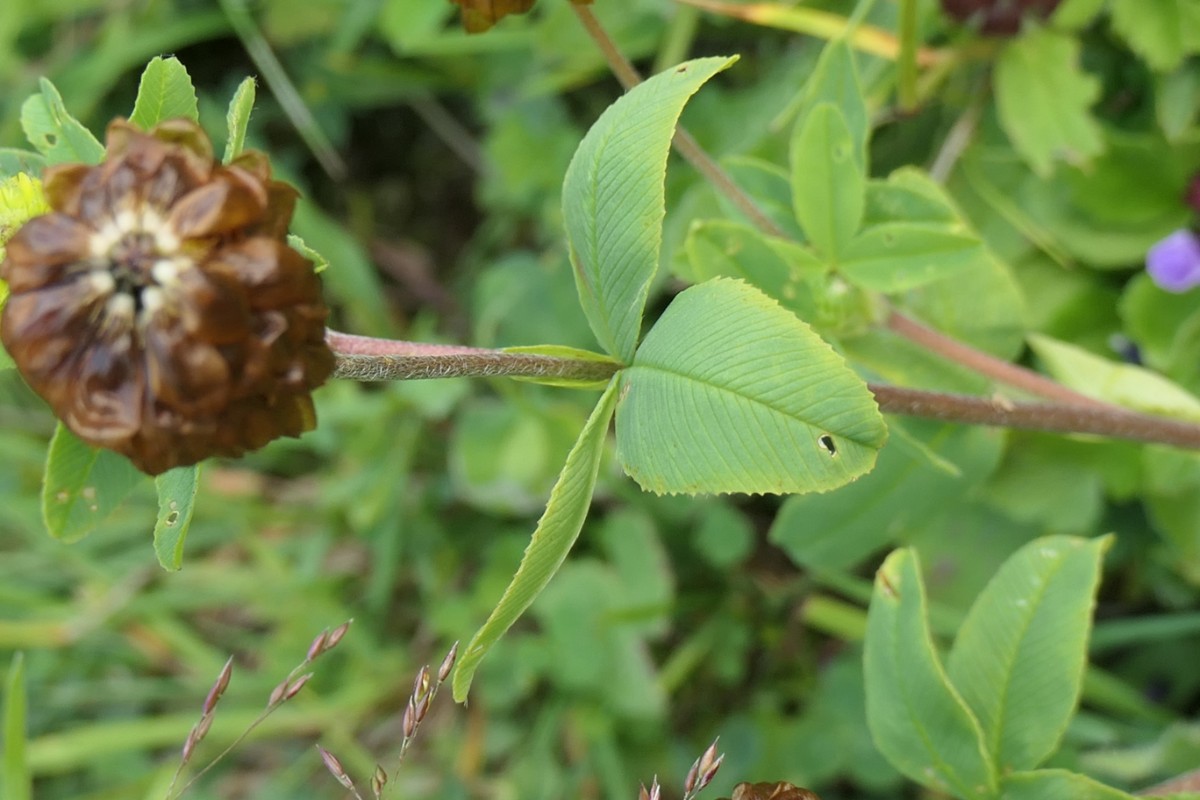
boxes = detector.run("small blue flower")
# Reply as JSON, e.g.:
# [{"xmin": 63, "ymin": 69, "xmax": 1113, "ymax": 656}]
[{"xmin": 1147, "ymin": 229, "xmax": 1200, "ymax": 293}]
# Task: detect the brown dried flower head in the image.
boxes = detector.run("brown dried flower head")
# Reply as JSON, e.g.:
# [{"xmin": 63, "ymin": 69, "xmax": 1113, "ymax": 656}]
[{"xmin": 0, "ymin": 118, "xmax": 334, "ymax": 474}]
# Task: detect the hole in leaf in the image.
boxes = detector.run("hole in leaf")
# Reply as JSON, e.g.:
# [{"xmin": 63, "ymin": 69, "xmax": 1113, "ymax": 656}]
[
  {"xmin": 164, "ymin": 510, "xmax": 179, "ymax": 527},
  {"xmin": 818, "ymin": 434, "xmax": 837, "ymax": 456},
  {"xmin": 44, "ymin": 133, "xmax": 57, "ymax": 147}
]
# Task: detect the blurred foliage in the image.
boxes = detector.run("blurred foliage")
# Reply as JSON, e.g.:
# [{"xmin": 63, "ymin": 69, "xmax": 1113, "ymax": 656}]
[{"xmin": 1, "ymin": 0, "xmax": 1200, "ymax": 799}]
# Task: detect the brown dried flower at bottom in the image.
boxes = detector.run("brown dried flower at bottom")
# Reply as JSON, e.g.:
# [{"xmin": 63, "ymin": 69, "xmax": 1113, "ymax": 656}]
[{"xmin": 0, "ymin": 118, "xmax": 333, "ymax": 475}]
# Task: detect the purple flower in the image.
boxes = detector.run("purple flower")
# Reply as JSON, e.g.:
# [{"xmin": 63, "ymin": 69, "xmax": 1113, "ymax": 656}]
[{"xmin": 1147, "ymin": 229, "xmax": 1200, "ymax": 293}]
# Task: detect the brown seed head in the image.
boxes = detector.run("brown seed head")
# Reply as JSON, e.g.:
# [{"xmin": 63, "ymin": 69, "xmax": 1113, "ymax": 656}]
[
  {"xmin": 0, "ymin": 118, "xmax": 334, "ymax": 475},
  {"xmin": 202, "ymin": 656, "xmax": 235, "ymax": 715},
  {"xmin": 437, "ymin": 641, "xmax": 459, "ymax": 683}
]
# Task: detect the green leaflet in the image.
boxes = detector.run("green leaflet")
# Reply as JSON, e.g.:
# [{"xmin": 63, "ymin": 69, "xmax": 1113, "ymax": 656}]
[
  {"xmin": 0, "ymin": 149, "xmax": 46, "ymax": 179},
  {"xmin": 1110, "ymin": 0, "xmax": 1200, "ymax": 72},
  {"xmin": 994, "ymin": 27, "xmax": 1104, "ymax": 176},
  {"xmin": 1029, "ymin": 334, "xmax": 1200, "ymax": 421},
  {"xmin": 20, "ymin": 79, "xmax": 105, "ymax": 166},
  {"xmin": 999, "ymin": 769, "xmax": 1135, "ymax": 800},
  {"xmin": 223, "ymin": 76, "xmax": 257, "ymax": 162},
  {"xmin": 947, "ymin": 536, "xmax": 1111, "ymax": 772},
  {"xmin": 616, "ymin": 278, "xmax": 886, "ymax": 495},
  {"xmin": 3, "ymin": 653, "xmax": 30, "ymax": 800},
  {"xmin": 153, "ymin": 466, "xmax": 201, "ymax": 571},
  {"xmin": 562, "ymin": 56, "xmax": 737, "ymax": 362},
  {"xmin": 840, "ymin": 222, "xmax": 983, "ymax": 293},
  {"xmin": 790, "ymin": 102, "xmax": 865, "ymax": 261},
  {"xmin": 794, "ymin": 39, "xmax": 869, "ymax": 164},
  {"xmin": 770, "ymin": 422, "xmax": 1004, "ymax": 572},
  {"xmin": 128, "ymin": 56, "xmax": 200, "ymax": 130},
  {"xmin": 865, "ymin": 548, "xmax": 997, "ymax": 799},
  {"xmin": 452, "ymin": 378, "xmax": 619, "ymax": 701},
  {"xmin": 42, "ymin": 424, "xmax": 145, "ymax": 542}
]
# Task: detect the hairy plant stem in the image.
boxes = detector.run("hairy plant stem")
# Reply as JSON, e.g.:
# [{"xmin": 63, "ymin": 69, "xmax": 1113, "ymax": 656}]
[
  {"xmin": 327, "ymin": 331, "xmax": 1200, "ymax": 450},
  {"xmin": 327, "ymin": 330, "xmax": 618, "ymax": 383}
]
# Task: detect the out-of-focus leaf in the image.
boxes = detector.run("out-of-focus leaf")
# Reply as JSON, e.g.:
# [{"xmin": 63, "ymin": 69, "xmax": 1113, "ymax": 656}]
[
  {"xmin": 1028, "ymin": 334, "xmax": 1200, "ymax": 420},
  {"xmin": 840, "ymin": 222, "xmax": 982, "ymax": 293},
  {"xmin": 994, "ymin": 27, "xmax": 1103, "ymax": 176},
  {"xmin": 42, "ymin": 424, "xmax": 144, "ymax": 543},
  {"xmin": 20, "ymin": 79, "xmax": 105, "ymax": 166},
  {"xmin": 999, "ymin": 769, "xmax": 1134, "ymax": 799},
  {"xmin": 790, "ymin": 103, "xmax": 864, "ymax": 260},
  {"xmin": 771, "ymin": 422, "xmax": 1004, "ymax": 571},
  {"xmin": 1110, "ymin": 0, "xmax": 1200, "ymax": 72},
  {"xmin": 3, "ymin": 653, "xmax": 30, "ymax": 800},
  {"xmin": 0, "ymin": 150, "xmax": 46, "ymax": 179}
]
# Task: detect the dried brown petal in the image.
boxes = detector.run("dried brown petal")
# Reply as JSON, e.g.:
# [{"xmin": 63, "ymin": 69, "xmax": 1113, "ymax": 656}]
[{"xmin": 0, "ymin": 118, "xmax": 333, "ymax": 475}]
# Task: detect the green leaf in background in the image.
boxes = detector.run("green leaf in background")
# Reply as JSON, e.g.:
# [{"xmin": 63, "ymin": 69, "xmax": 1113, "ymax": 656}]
[
  {"xmin": 683, "ymin": 219, "xmax": 827, "ymax": 311},
  {"xmin": 562, "ymin": 56, "xmax": 737, "ymax": 362},
  {"xmin": 994, "ymin": 27, "xmax": 1104, "ymax": 176},
  {"xmin": 0, "ymin": 149, "xmax": 46, "ymax": 179},
  {"xmin": 864, "ymin": 548, "xmax": 996, "ymax": 799},
  {"xmin": 946, "ymin": 535, "xmax": 1111, "ymax": 772},
  {"xmin": 3, "ymin": 653, "xmax": 30, "ymax": 800},
  {"xmin": 615, "ymin": 278, "xmax": 887, "ymax": 495},
  {"xmin": 840, "ymin": 222, "xmax": 983, "ymax": 293},
  {"xmin": 128, "ymin": 55, "xmax": 200, "ymax": 130},
  {"xmin": 153, "ymin": 466, "xmax": 200, "ymax": 571},
  {"xmin": 791, "ymin": 103, "xmax": 865, "ymax": 261},
  {"xmin": 452, "ymin": 378, "xmax": 618, "ymax": 701},
  {"xmin": 1157, "ymin": 63, "xmax": 1200, "ymax": 141},
  {"xmin": 999, "ymin": 769, "xmax": 1135, "ymax": 800},
  {"xmin": 42, "ymin": 424, "xmax": 145, "ymax": 542},
  {"xmin": 1028, "ymin": 334, "xmax": 1200, "ymax": 421},
  {"xmin": 223, "ymin": 76, "xmax": 257, "ymax": 162},
  {"xmin": 770, "ymin": 422, "xmax": 1004, "ymax": 572},
  {"xmin": 19, "ymin": 78, "xmax": 105, "ymax": 166},
  {"xmin": 1110, "ymin": 0, "xmax": 1200, "ymax": 73},
  {"xmin": 796, "ymin": 39, "xmax": 869, "ymax": 162}
]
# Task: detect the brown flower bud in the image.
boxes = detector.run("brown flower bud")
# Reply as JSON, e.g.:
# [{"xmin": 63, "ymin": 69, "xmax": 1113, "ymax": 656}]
[{"xmin": 0, "ymin": 118, "xmax": 334, "ymax": 475}]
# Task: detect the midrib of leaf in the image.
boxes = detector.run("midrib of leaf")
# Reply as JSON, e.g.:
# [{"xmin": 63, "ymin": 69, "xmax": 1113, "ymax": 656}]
[
  {"xmin": 978, "ymin": 555, "xmax": 1066, "ymax": 764},
  {"xmin": 629, "ymin": 360, "xmax": 882, "ymax": 449},
  {"xmin": 891, "ymin": 625, "xmax": 981, "ymax": 799}
]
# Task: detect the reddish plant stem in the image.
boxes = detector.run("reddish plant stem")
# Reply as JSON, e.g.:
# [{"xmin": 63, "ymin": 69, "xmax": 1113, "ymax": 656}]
[
  {"xmin": 327, "ymin": 330, "xmax": 619, "ymax": 383},
  {"xmin": 1139, "ymin": 769, "xmax": 1200, "ymax": 796},
  {"xmin": 883, "ymin": 312, "xmax": 1105, "ymax": 408},
  {"xmin": 869, "ymin": 385, "xmax": 1200, "ymax": 449}
]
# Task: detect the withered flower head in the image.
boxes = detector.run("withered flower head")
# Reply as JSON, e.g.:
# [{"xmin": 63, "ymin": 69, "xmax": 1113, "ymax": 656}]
[{"xmin": 0, "ymin": 119, "xmax": 334, "ymax": 475}]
